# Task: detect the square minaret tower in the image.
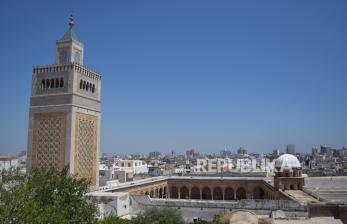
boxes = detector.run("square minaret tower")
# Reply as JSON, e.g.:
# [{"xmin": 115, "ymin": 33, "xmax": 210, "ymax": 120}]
[{"xmin": 27, "ymin": 15, "xmax": 101, "ymax": 187}]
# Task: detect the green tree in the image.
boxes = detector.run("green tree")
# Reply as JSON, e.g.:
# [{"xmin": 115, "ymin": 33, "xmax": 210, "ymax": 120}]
[
  {"xmin": 96, "ymin": 215, "xmax": 129, "ymax": 224},
  {"xmin": 130, "ymin": 207, "xmax": 185, "ymax": 224},
  {"xmin": 0, "ymin": 166, "xmax": 97, "ymax": 224}
]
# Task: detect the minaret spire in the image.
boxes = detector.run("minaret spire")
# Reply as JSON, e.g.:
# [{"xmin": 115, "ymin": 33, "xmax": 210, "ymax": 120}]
[{"xmin": 69, "ymin": 14, "xmax": 74, "ymax": 29}]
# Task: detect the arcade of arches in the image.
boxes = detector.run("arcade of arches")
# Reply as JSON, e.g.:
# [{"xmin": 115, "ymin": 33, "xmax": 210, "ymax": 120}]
[
  {"xmin": 114, "ymin": 178, "xmax": 284, "ymax": 200},
  {"xmin": 167, "ymin": 180, "xmax": 276, "ymax": 200}
]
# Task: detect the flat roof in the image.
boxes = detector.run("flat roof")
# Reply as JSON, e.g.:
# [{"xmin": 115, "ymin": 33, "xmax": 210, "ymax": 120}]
[{"xmin": 304, "ymin": 176, "xmax": 347, "ymax": 203}]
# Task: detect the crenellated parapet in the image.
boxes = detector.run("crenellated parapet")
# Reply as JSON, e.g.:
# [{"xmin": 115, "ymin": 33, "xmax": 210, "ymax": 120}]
[{"xmin": 33, "ymin": 62, "xmax": 101, "ymax": 80}]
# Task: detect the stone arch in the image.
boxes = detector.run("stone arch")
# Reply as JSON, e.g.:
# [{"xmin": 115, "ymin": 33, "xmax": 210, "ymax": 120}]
[
  {"xmin": 50, "ymin": 79, "xmax": 54, "ymax": 88},
  {"xmin": 159, "ymin": 188, "xmax": 163, "ymax": 198},
  {"xmin": 236, "ymin": 187, "xmax": 246, "ymax": 200},
  {"xmin": 55, "ymin": 78, "xmax": 59, "ymax": 88},
  {"xmin": 150, "ymin": 190, "xmax": 154, "ymax": 198},
  {"xmin": 145, "ymin": 191, "xmax": 149, "ymax": 195},
  {"xmin": 180, "ymin": 186, "xmax": 189, "ymax": 199},
  {"xmin": 60, "ymin": 78, "xmax": 64, "ymax": 88},
  {"xmin": 155, "ymin": 188, "xmax": 159, "ymax": 198},
  {"xmin": 86, "ymin": 82, "xmax": 89, "ymax": 91},
  {"xmin": 191, "ymin": 186, "xmax": 200, "ymax": 199},
  {"xmin": 92, "ymin": 84, "xmax": 95, "ymax": 93},
  {"xmin": 202, "ymin": 187, "xmax": 212, "ymax": 200},
  {"xmin": 171, "ymin": 186, "xmax": 178, "ymax": 199},
  {"xmin": 46, "ymin": 79, "xmax": 50, "ymax": 88},
  {"xmin": 253, "ymin": 187, "xmax": 264, "ymax": 199},
  {"xmin": 225, "ymin": 187, "xmax": 235, "ymax": 200},
  {"xmin": 163, "ymin": 187, "xmax": 167, "ymax": 198},
  {"xmin": 213, "ymin": 187, "xmax": 223, "ymax": 200},
  {"xmin": 83, "ymin": 81, "xmax": 86, "ymax": 90},
  {"xmin": 290, "ymin": 184, "xmax": 295, "ymax": 190},
  {"xmin": 80, "ymin": 80, "xmax": 83, "ymax": 89},
  {"xmin": 41, "ymin": 80, "xmax": 46, "ymax": 89}
]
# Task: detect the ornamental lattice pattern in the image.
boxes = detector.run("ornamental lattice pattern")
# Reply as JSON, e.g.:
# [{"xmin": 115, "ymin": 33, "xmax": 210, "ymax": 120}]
[
  {"xmin": 32, "ymin": 112, "xmax": 66, "ymax": 169},
  {"xmin": 74, "ymin": 113, "xmax": 98, "ymax": 185}
]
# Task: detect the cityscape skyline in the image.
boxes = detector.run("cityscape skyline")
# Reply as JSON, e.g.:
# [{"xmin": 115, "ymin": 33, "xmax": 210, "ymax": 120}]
[{"xmin": 1, "ymin": 0, "xmax": 347, "ymax": 155}]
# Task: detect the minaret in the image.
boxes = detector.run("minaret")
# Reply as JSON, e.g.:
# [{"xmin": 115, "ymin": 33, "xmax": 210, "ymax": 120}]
[{"xmin": 27, "ymin": 15, "xmax": 101, "ymax": 187}]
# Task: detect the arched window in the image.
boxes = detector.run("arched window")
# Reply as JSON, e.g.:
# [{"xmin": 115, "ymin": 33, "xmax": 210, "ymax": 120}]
[
  {"xmin": 236, "ymin": 187, "xmax": 246, "ymax": 200},
  {"xmin": 159, "ymin": 188, "xmax": 163, "ymax": 198},
  {"xmin": 170, "ymin": 186, "xmax": 178, "ymax": 199},
  {"xmin": 80, "ymin": 80, "xmax": 83, "ymax": 89},
  {"xmin": 83, "ymin": 81, "xmax": 86, "ymax": 90},
  {"xmin": 163, "ymin": 187, "xmax": 167, "ymax": 198},
  {"xmin": 190, "ymin": 187, "xmax": 200, "ymax": 200},
  {"xmin": 46, "ymin": 79, "xmax": 50, "ymax": 88},
  {"xmin": 253, "ymin": 187, "xmax": 264, "ymax": 199},
  {"xmin": 41, "ymin": 80, "xmax": 45, "ymax": 89},
  {"xmin": 86, "ymin": 82, "xmax": 89, "ymax": 91},
  {"xmin": 55, "ymin": 78, "xmax": 59, "ymax": 88},
  {"xmin": 202, "ymin": 187, "xmax": 212, "ymax": 200},
  {"xmin": 92, "ymin": 84, "xmax": 95, "ymax": 93},
  {"xmin": 50, "ymin": 79, "xmax": 54, "ymax": 88},
  {"xmin": 60, "ymin": 78, "xmax": 64, "ymax": 88},
  {"xmin": 213, "ymin": 187, "xmax": 223, "ymax": 200},
  {"xmin": 180, "ymin": 186, "xmax": 189, "ymax": 199},
  {"xmin": 225, "ymin": 187, "xmax": 235, "ymax": 200}
]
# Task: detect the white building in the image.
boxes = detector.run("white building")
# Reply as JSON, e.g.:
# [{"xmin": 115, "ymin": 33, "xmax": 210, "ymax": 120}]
[
  {"xmin": 0, "ymin": 155, "xmax": 26, "ymax": 174},
  {"xmin": 118, "ymin": 160, "xmax": 148, "ymax": 175},
  {"xmin": 88, "ymin": 192, "xmax": 129, "ymax": 218},
  {"xmin": 235, "ymin": 158, "xmax": 256, "ymax": 170},
  {"xmin": 193, "ymin": 157, "xmax": 274, "ymax": 174},
  {"xmin": 195, "ymin": 158, "xmax": 233, "ymax": 173}
]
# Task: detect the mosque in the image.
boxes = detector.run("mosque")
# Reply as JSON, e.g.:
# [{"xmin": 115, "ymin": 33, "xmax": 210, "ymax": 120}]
[
  {"xmin": 27, "ymin": 16, "xmax": 347, "ymax": 223},
  {"xmin": 92, "ymin": 154, "xmax": 347, "ymax": 223}
]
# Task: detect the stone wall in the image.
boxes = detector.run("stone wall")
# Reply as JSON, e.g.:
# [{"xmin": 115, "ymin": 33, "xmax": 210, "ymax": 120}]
[
  {"xmin": 150, "ymin": 198, "xmax": 306, "ymax": 211},
  {"xmin": 309, "ymin": 203, "xmax": 347, "ymax": 224}
]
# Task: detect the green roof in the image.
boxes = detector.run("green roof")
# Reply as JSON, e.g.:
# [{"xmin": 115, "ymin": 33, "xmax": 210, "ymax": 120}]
[{"xmin": 59, "ymin": 28, "xmax": 80, "ymax": 42}]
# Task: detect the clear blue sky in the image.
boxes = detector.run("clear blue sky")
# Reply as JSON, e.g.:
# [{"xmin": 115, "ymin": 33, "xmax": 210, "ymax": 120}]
[{"xmin": 0, "ymin": 0, "xmax": 346, "ymax": 155}]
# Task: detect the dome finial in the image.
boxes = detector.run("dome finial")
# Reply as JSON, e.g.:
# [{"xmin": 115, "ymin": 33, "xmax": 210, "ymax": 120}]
[{"xmin": 69, "ymin": 14, "xmax": 74, "ymax": 29}]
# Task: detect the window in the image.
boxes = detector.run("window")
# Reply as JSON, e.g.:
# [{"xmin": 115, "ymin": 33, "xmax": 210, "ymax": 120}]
[
  {"xmin": 55, "ymin": 78, "xmax": 59, "ymax": 88},
  {"xmin": 79, "ymin": 79, "xmax": 95, "ymax": 93},
  {"xmin": 60, "ymin": 51, "xmax": 67, "ymax": 64},
  {"xmin": 60, "ymin": 78, "xmax": 64, "ymax": 88},
  {"xmin": 74, "ymin": 51, "xmax": 81, "ymax": 64},
  {"xmin": 128, "ymin": 163, "xmax": 131, "ymax": 167}
]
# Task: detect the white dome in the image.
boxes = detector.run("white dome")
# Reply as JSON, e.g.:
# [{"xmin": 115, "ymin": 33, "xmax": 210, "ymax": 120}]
[{"xmin": 275, "ymin": 154, "xmax": 301, "ymax": 169}]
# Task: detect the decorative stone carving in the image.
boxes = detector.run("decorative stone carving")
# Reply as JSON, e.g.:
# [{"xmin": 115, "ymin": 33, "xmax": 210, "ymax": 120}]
[
  {"xmin": 74, "ymin": 112, "xmax": 98, "ymax": 185},
  {"xmin": 32, "ymin": 112, "xmax": 66, "ymax": 169}
]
